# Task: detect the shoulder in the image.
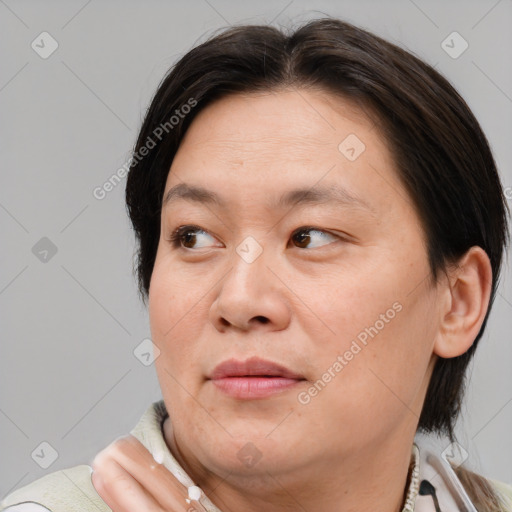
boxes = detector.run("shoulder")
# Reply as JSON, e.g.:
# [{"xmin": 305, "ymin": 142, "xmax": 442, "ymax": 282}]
[
  {"xmin": 0, "ymin": 464, "xmax": 110, "ymax": 512},
  {"xmin": 0, "ymin": 401, "xmax": 166, "ymax": 512}
]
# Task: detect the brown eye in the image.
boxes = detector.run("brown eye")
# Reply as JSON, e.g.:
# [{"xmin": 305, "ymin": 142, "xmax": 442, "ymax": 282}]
[
  {"xmin": 168, "ymin": 226, "xmax": 218, "ymax": 249},
  {"xmin": 181, "ymin": 229, "xmax": 199, "ymax": 248},
  {"xmin": 291, "ymin": 228, "xmax": 338, "ymax": 249}
]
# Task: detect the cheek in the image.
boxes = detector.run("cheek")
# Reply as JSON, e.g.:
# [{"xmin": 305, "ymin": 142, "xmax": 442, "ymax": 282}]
[
  {"xmin": 149, "ymin": 263, "xmax": 208, "ymax": 416},
  {"xmin": 148, "ymin": 259, "xmax": 210, "ymax": 383},
  {"xmin": 302, "ymin": 257, "xmax": 437, "ymax": 401},
  {"xmin": 298, "ymin": 267, "xmax": 402, "ymax": 352},
  {"xmin": 297, "ymin": 309, "xmax": 435, "ymax": 448},
  {"xmin": 149, "ymin": 255, "xmax": 204, "ymax": 335}
]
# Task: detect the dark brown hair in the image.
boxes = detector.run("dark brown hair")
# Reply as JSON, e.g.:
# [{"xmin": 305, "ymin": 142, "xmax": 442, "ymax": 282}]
[{"xmin": 125, "ymin": 18, "xmax": 509, "ymax": 508}]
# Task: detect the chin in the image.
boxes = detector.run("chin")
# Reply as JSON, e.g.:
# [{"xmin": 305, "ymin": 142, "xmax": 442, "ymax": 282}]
[{"xmin": 192, "ymin": 424, "xmax": 305, "ymax": 478}]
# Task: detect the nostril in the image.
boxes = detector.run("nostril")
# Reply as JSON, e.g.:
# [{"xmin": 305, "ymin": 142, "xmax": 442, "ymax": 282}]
[{"xmin": 254, "ymin": 316, "xmax": 269, "ymax": 324}]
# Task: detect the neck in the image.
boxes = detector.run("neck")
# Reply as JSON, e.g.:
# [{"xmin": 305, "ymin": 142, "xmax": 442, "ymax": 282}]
[{"xmin": 163, "ymin": 418, "xmax": 416, "ymax": 512}]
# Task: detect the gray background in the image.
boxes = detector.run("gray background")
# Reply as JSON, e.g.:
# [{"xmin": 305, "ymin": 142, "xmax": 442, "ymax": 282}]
[{"xmin": 1, "ymin": 0, "xmax": 511, "ymax": 499}]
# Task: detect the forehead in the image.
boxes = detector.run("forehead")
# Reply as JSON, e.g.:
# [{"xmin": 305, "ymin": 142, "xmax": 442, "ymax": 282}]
[
  {"xmin": 175, "ymin": 89, "xmax": 381, "ymax": 158},
  {"xmin": 165, "ymin": 88, "xmax": 408, "ymax": 215}
]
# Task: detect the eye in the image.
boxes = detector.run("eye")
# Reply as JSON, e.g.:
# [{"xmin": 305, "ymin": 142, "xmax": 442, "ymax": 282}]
[
  {"xmin": 167, "ymin": 225, "xmax": 342, "ymax": 251},
  {"xmin": 167, "ymin": 225, "xmax": 221, "ymax": 249},
  {"xmin": 290, "ymin": 227, "xmax": 339, "ymax": 249}
]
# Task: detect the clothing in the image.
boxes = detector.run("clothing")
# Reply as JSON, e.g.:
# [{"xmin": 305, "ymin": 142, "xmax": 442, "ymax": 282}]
[{"xmin": 1, "ymin": 400, "xmax": 511, "ymax": 511}]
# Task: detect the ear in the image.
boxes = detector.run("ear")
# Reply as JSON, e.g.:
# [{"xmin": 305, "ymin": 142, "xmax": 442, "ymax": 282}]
[{"xmin": 434, "ymin": 246, "xmax": 493, "ymax": 358}]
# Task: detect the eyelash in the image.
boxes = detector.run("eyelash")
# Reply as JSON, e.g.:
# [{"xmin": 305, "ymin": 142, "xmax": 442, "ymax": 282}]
[{"xmin": 166, "ymin": 225, "xmax": 343, "ymax": 250}]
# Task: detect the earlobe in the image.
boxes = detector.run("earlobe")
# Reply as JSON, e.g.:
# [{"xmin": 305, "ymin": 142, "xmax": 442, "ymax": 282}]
[{"xmin": 433, "ymin": 246, "xmax": 492, "ymax": 359}]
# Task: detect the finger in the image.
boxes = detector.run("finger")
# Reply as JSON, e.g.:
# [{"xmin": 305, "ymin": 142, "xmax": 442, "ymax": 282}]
[
  {"xmin": 92, "ymin": 455, "xmax": 164, "ymax": 512},
  {"xmin": 116, "ymin": 436, "xmax": 209, "ymax": 512},
  {"xmin": 91, "ymin": 463, "xmax": 122, "ymax": 509},
  {"xmin": 93, "ymin": 435, "xmax": 208, "ymax": 512}
]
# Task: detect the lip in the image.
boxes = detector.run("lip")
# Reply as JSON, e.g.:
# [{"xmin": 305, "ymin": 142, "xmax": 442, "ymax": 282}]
[{"xmin": 209, "ymin": 357, "xmax": 305, "ymax": 399}]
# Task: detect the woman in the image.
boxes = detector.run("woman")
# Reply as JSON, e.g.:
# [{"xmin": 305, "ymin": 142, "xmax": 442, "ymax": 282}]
[{"xmin": 1, "ymin": 17, "xmax": 510, "ymax": 512}]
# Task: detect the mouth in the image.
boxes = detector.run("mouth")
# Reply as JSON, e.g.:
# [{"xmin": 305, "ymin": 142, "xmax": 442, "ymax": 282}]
[{"xmin": 208, "ymin": 357, "xmax": 306, "ymax": 399}]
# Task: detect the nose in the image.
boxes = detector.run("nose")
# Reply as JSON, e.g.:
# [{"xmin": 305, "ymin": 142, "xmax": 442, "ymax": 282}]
[{"xmin": 208, "ymin": 246, "xmax": 291, "ymax": 333}]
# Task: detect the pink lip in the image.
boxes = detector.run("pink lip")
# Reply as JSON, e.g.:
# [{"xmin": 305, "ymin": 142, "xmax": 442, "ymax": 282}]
[{"xmin": 209, "ymin": 357, "xmax": 305, "ymax": 399}]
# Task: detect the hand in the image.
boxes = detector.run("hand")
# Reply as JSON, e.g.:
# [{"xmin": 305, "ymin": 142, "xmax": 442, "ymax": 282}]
[{"xmin": 91, "ymin": 434, "xmax": 208, "ymax": 512}]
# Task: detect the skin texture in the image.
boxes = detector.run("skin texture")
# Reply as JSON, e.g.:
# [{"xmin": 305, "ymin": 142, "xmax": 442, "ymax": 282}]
[{"xmin": 92, "ymin": 88, "xmax": 492, "ymax": 512}]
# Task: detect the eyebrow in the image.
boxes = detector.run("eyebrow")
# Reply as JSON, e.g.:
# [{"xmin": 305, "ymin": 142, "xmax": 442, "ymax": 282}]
[{"xmin": 162, "ymin": 182, "xmax": 374, "ymax": 213}]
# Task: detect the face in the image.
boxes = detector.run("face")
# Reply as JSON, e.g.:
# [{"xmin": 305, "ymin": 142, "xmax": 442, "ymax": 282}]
[{"xmin": 149, "ymin": 89, "xmax": 441, "ymax": 482}]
